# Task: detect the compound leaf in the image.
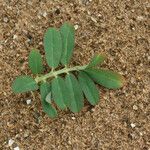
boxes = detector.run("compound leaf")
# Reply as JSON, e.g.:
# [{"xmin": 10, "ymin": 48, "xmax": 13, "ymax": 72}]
[
  {"xmin": 29, "ymin": 49, "xmax": 44, "ymax": 74},
  {"xmin": 65, "ymin": 73, "xmax": 84, "ymax": 113},
  {"xmin": 87, "ymin": 54, "xmax": 106, "ymax": 68},
  {"xmin": 12, "ymin": 75, "xmax": 38, "ymax": 93},
  {"xmin": 40, "ymin": 82, "xmax": 57, "ymax": 118},
  {"xmin": 78, "ymin": 71, "xmax": 99, "ymax": 105},
  {"xmin": 44, "ymin": 28, "xmax": 62, "ymax": 68},
  {"xmin": 60, "ymin": 23, "xmax": 75, "ymax": 65},
  {"xmin": 51, "ymin": 77, "xmax": 67, "ymax": 110},
  {"xmin": 84, "ymin": 68, "xmax": 124, "ymax": 89}
]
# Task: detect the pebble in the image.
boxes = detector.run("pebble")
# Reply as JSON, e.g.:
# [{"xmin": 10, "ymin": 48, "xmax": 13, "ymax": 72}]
[
  {"xmin": 71, "ymin": 117, "xmax": 76, "ymax": 120},
  {"xmin": 39, "ymin": 41, "xmax": 43, "ymax": 45},
  {"xmin": 70, "ymin": 3, "xmax": 73, "ymax": 6},
  {"xmin": 116, "ymin": 15, "xmax": 124, "ymax": 20},
  {"xmin": 140, "ymin": 132, "xmax": 143, "ymax": 136},
  {"xmin": 14, "ymin": 146, "xmax": 20, "ymax": 150},
  {"xmin": 13, "ymin": 35, "xmax": 18, "ymax": 40},
  {"xmin": 26, "ymin": 99, "xmax": 31, "ymax": 105},
  {"xmin": 3, "ymin": 17, "xmax": 9, "ymax": 22},
  {"xmin": 133, "ymin": 105, "xmax": 138, "ymax": 110},
  {"xmin": 98, "ymin": 14, "xmax": 102, "ymax": 17},
  {"xmin": 68, "ymin": 140, "xmax": 72, "ymax": 145},
  {"xmin": 43, "ymin": 12, "xmax": 47, "ymax": 17},
  {"xmin": 87, "ymin": 11, "xmax": 91, "ymax": 15},
  {"xmin": 8, "ymin": 139, "xmax": 14, "ymax": 146},
  {"xmin": 24, "ymin": 131, "xmax": 29, "ymax": 138},
  {"xmin": 91, "ymin": 17, "xmax": 97, "ymax": 23},
  {"xmin": 131, "ymin": 123, "xmax": 136, "ymax": 128},
  {"xmin": 74, "ymin": 25, "xmax": 79, "ymax": 30},
  {"xmin": 91, "ymin": 108, "xmax": 95, "ymax": 112},
  {"xmin": 3, "ymin": 91, "xmax": 7, "ymax": 96}
]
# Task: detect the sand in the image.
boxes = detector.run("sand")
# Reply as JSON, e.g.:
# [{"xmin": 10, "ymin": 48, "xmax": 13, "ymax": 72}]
[{"xmin": 0, "ymin": 0, "xmax": 150, "ymax": 149}]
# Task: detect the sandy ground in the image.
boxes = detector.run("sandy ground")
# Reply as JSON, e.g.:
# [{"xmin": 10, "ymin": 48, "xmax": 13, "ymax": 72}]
[{"xmin": 0, "ymin": 0, "xmax": 150, "ymax": 150}]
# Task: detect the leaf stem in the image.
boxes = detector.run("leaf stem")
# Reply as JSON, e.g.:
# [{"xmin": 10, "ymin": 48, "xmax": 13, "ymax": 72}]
[{"xmin": 35, "ymin": 65, "xmax": 87, "ymax": 83}]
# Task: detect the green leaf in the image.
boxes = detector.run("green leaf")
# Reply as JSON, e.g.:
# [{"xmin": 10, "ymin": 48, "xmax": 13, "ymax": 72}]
[
  {"xmin": 84, "ymin": 68, "xmax": 125, "ymax": 89},
  {"xmin": 45, "ymin": 92, "xmax": 51, "ymax": 103},
  {"xmin": 65, "ymin": 73, "xmax": 84, "ymax": 113},
  {"xmin": 60, "ymin": 22, "xmax": 75, "ymax": 65},
  {"xmin": 40, "ymin": 82, "xmax": 57, "ymax": 118},
  {"xmin": 28, "ymin": 49, "xmax": 44, "ymax": 74},
  {"xmin": 12, "ymin": 75, "xmax": 38, "ymax": 93},
  {"xmin": 78, "ymin": 71, "xmax": 99, "ymax": 105},
  {"xmin": 87, "ymin": 54, "xmax": 106, "ymax": 68},
  {"xmin": 44, "ymin": 28, "xmax": 62, "ymax": 68},
  {"xmin": 51, "ymin": 77, "xmax": 67, "ymax": 110}
]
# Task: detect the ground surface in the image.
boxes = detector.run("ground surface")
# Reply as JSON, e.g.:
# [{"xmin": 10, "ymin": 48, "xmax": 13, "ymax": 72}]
[{"xmin": 0, "ymin": 0, "xmax": 150, "ymax": 150}]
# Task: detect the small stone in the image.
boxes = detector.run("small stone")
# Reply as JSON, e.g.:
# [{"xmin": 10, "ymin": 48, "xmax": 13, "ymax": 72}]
[
  {"xmin": 91, "ymin": 108, "xmax": 95, "ymax": 112},
  {"xmin": 133, "ymin": 105, "xmax": 138, "ymax": 110},
  {"xmin": 8, "ymin": 139, "xmax": 14, "ymax": 146},
  {"xmin": 37, "ymin": 15, "xmax": 41, "ymax": 19},
  {"xmin": 24, "ymin": 131, "xmax": 29, "ymax": 138},
  {"xmin": 74, "ymin": 25, "xmax": 79, "ymax": 30},
  {"xmin": 131, "ymin": 123, "xmax": 136, "ymax": 128},
  {"xmin": 87, "ymin": 11, "xmax": 91, "ymax": 15},
  {"xmin": 89, "ymin": 0, "xmax": 92, "ymax": 2},
  {"xmin": 143, "ymin": 89, "xmax": 147, "ymax": 93},
  {"xmin": 70, "ymin": 3, "xmax": 73, "ymax": 6},
  {"xmin": 131, "ymin": 9, "xmax": 135, "ymax": 12},
  {"xmin": 3, "ymin": 17, "xmax": 8, "ymax": 22},
  {"xmin": 116, "ymin": 15, "xmax": 124, "ymax": 20},
  {"xmin": 26, "ymin": 99, "xmax": 31, "ymax": 105},
  {"xmin": 71, "ymin": 117, "xmax": 76, "ymax": 120},
  {"xmin": 23, "ymin": 130, "xmax": 30, "ymax": 138},
  {"xmin": 14, "ymin": 147, "xmax": 20, "ymax": 150},
  {"xmin": 13, "ymin": 35, "xmax": 18, "ymax": 40},
  {"xmin": 43, "ymin": 12, "xmax": 47, "ymax": 17},
  {"xmin": 98, "ymin": 14, "xmax": 102, "ymax": 17},
  {"xmin": 3, "ymin": 92, "xmax": 7, "ymax": 96},
  {"xmin": 68, "ymin": 140, "xmax": 72, "ymax": 145},
  {"xmin": 140, "ymin": 132, "xmax": 143, "ymax": 136},
  {"xmin": 39, "ymin": 42, "xmax": 43, "ymax": 45},
  {"xmin": 91, "ymin": 17, "xmax": 97, "ymax": 23}
]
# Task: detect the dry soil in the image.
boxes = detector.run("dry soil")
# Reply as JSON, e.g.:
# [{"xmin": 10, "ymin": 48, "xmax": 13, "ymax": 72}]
[{"xmin": 0, "ymin": 0, "xmax": 150, "ymax": 150}]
